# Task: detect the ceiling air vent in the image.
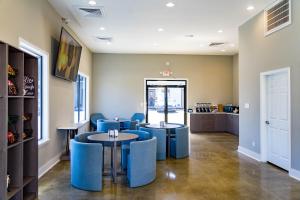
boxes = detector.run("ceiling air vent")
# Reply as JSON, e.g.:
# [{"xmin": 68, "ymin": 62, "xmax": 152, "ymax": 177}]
[
  {"xmin": 76, "ymin": 6, "xmax": 104, "ymax": 18},
  {"xmin": 264, "ymin": 0, "xmax": 291, "ymax": 36},
  {"xmin": 96, "ymin": 37, "xmax": 112, "ymax": 42},
  {"xmin": 209, "ymin": 42, "xmax": 225, "ymax": 47}
]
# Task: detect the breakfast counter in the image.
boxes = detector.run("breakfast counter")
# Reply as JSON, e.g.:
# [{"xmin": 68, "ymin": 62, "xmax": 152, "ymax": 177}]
[{"xmin": 189, "ymin": 112, "xmax": 239, "ymax": 135}]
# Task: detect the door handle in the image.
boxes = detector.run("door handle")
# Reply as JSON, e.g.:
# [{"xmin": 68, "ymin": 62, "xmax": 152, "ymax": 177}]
[{"xmin": 265, "ymin": 121, "xmax": 270, "ymax": 125}]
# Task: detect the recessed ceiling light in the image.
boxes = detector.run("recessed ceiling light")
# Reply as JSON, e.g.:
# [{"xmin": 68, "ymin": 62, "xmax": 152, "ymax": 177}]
[
  {"xmin": 166, "ymin": 2, "xmax": 175, "ymax": 7},
  {"xmin": 247, "ymin": 6, "xmax": 255, "ymax": 11},
  {"xmin": 158, "ymin": 28, "xmax": 164, "ymax": 32},
  {"xmin": 106, "ymin": 41, "xmax": 111, "ymax": 45},
  {"xmin": 221, "ymin": 49, "xmax": 226, "ymax": 52},
  {"xmin": 99, "ymin": 27, "xmax": 106, "ymax": 31},
  {"xmin": 88, "ymin": 0, "xmax": 96, "ymax": 6},
  {"xmin": 218, "ymin": 30, "xmax": 223, "ymax": 33}
]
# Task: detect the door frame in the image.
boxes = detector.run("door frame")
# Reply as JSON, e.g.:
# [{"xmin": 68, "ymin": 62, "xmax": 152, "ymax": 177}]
[
  {"xmin": 260, "ymin": 67, "xmax": 291, "ymax": 171},
  {"xmin": 144, "ymin": 78, "xmax": 188, "ymax": 125}
]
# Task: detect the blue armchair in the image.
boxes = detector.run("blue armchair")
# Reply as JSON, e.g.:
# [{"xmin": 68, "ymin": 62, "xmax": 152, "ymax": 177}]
[
  {"xmin": 90, "ymin": 113, "xmax": 107, "ymax": 130},
  {"xmin": 97, "ymin": 121, "xmax": 120, "ymax": 132},
  {"xmin": 121, "ymin": 130, "xmax": 152, "ymax": 170},
  {"xmin": 139, "ymin": 127, "xmax": 166, "ymax": 160},
  {"xmin": 170, "ymin": 126, "xmax": 189, "ymax": 159},
  {"xmin": 136, "ymin": 122, "xmax": 150, "ymax": 130},
  {"xmin": 127, "ymin": 137, "xmax": 157, "ymax": 188},
  {"xmin": 122, "ymin": 113, "xmax": 145, "ymax": 130},
  {"xmin": 71, "ymin": 136, "xmax": 103, "ymax": 191},
  {"xmin": 131, "ymin": 113, "xmax": 145, "ymax": 123}
]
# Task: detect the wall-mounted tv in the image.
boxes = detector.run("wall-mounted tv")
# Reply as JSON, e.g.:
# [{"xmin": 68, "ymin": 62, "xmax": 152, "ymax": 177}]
[{"xmin": 55, "ymin": 27, "xmax": 82, "ymax": 82}]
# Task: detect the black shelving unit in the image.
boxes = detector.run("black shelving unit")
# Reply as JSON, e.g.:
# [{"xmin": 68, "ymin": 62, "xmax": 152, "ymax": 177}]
[{"xmin": 0, "ymin": 41, "xmax": 38, "ymax": 200}]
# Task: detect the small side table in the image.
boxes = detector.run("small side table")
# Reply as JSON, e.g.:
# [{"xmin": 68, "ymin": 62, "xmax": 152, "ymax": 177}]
[{"xmin": 57, "ymin": 123, "xmax": 85, "ymax": 160}]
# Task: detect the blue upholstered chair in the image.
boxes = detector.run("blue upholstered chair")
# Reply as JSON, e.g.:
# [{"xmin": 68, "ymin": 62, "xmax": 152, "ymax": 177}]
[
  {"xmin": 75, "ymin": 132, "xmax": 103, "ymax": 143},
  {"xmin": 121, "ymin": 130, "xmax": 152, "ymax": 170},
  {"xmin": 168, "ymin": 123, "xmax": 185, "ymax": 135},
  {"xmin": 97, "ymin": 121, "xmax": 120, "ymax": 132},
  {"xmin": 71, "ymin": 136, "xmax": 103, "ymax": 191},
  {"xmin": 136, "ymin": 123, "xmax": 150, "ymax": 130},
  {"xmin": 122, "ymin": 113, "xmax": 145, "ymax": 130},
  {"xmin": 90, "ymin": 113, "xmax": 107, "ymax": 130},
  {"xmin": 127, "ymin": 137, "xmax": 157, "ymax": 188},
  {"xmin": 139, "ymin": 127, "xmax": 166, "ymax": 160},
  {"xmin": 170, "ymin": 126, "xmax": 189, "ymax": 159},
  {"xmin": 131, "ymin": 113, "xmax": 145, "ymax": 123}
]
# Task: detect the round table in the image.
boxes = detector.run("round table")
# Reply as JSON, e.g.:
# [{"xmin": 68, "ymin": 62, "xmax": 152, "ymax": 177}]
[
  {"xmin": 146, "ymin": 124, "xmax": 182, "ymax": 158},
  {"xmin": 88, "ymin": 133, "xmax": 139, "ymax": 183}
]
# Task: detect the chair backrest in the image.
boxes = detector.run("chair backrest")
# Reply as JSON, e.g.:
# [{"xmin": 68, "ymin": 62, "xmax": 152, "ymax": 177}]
[
  {"xmin": 139, "ymin": 127, "xmax": 166, "ymax": 160},
  {"xmin": 122, "ymin": 130, "xmax": 151, "ymax": 141},
  {"xmin": 131, "ymin": 113, "xmax": 145, "ymax": 123},
  {"xmin": 75, "ymin": 132, "xmax": 104, "ymax": 143},
  {"xmin": 175, "ymin": 126, "xmax": 189, "ymax": 158},
  {"xmin": 71, "ymin": 139, "xmax": 103, "ymax": 191},
  {"xmin": 128, "ymin": 137, "xmax": 157, "ymax": 187},
  {"xmin": 97, "ymin": 121, "xmax": 120, "ymax": 132},
  {"xmin": 138, "ymin": 127, "xmax": 152, "ymax": 137},
  {"xmin": 90, "ymin": 113, "xmax": 107, "ymax": 128}
]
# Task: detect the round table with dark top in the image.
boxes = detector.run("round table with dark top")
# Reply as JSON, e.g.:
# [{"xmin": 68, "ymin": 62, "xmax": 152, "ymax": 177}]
[
  {"xmin": 146, "ymin": 124, "xmax": 182, "ymax": 158},
  {"xmin": 88, "ymin": 133, "xmax": 139, "ymax": 183}
]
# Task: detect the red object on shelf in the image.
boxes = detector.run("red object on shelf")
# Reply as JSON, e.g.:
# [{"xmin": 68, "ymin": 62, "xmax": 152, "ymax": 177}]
[{"xmin": 7, "ymin": 131, "xmax": 15, "ymax": 144}]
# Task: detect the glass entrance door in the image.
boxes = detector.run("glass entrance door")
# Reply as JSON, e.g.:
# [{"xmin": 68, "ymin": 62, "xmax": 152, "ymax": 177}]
[
  {"xmin": 146, "ymin": 80, "xmax": 187, "ymax": 124},
  {"xmin": 147, "ymin": 87, "xmax": 166, "ymax": 124},
  {"xmin": 167, "ymin": 87, "xmax": 185, "ymax": 124}
]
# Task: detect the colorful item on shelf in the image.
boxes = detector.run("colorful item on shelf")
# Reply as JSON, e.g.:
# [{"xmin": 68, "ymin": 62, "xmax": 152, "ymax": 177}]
[
  {"xmin": 8, "ymin": 79, "xmax": 17, "ymax": 96},
  {"xmin": 23, "ymin": 113, "xmax": 33, "ymax": 139},
  {"xmin": 23, "ymin": 76, "xmax": 35, "ymax": 96},
  {"xmin": 7, "ymin": 131, "xmax": 16, "ymax": 144},
  {"xmin": 7, "ymin": 64, "xmax": 17, "ymax": 77},
  {"xmin": 7, "ymin": 175, "xmax": 10, "ymax": 192}
]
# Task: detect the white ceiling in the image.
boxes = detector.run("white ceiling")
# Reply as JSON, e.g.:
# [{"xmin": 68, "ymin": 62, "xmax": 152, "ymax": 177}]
[{"xmin": 48, "ymin": 0, "xmax": 274, "ymax": 55}]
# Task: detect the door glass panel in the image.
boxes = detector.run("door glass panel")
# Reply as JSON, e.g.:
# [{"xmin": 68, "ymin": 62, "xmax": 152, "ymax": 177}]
[
  {"xmin": 167, "ymin": 87, "xmax": 185, "ymax": 124},
  {"xmin": 148, "ymin": 87, "xmax": 165, "ymax": 124}
]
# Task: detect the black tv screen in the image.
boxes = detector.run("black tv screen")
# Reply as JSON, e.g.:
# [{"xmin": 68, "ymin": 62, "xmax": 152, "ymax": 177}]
[{"xmin": 55, "ymin": 28, "xmax": 82, "ymax": 82}]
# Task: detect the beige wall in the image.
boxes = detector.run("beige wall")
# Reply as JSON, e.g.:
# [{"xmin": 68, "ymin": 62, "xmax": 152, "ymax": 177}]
[
  {"xmin": 239, "ymin": 0, "xmax": 300, "ymax": 170},
  {"xmin": 232, "ymin": 54, "xmax": 239, "ymax": 105},
  {"xmin": 0, "ymin": 0, "xmax": 93, "ymax": 173},
  {"xmin": 92, "ymin": 54, "xmax": 233, "ymax": 119}
]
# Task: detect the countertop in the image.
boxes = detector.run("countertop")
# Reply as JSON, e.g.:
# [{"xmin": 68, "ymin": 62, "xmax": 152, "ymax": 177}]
[{"xmin": 189, "ymin": 112, "xmax": 239, "ymax": 116}]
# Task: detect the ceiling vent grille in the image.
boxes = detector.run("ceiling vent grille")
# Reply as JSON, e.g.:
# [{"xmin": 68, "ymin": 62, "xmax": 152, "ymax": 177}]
[
  {"xmin": 209, "ymin": 42, "xmax": 225, "ymax": 47},
  {"xmin": 96, "ymin": 37, "xmax": 112, "ymax": 42},
  {"xmin": 264, "ymin": 0, "xmax": 291, "ymax": 36},
  {"xmin": 76, "ymin": 6, "xmax": 104, "ymax": 18}
]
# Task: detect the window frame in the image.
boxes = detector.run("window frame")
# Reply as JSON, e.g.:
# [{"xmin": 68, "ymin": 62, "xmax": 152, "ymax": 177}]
[
  {"xmin": 19, "ymin": 38, "xmax": 50, "ymax": 146},
  {"xmin": 74, "ymin": 72, "xmax": 89, "ymax": 124}
]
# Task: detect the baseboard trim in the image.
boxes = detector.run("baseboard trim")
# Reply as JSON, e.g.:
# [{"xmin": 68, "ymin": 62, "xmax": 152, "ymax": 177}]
[
  {"xmin": 38, "ymin": 153, "xmax": 62, "ymax": 179},
  {"xmin": 289, "ymin": 168, "xmax": 300, "ymax": 181},
  {"xmin": 238, "ymin": 146, "xmax": 261, "ymax": 162}
]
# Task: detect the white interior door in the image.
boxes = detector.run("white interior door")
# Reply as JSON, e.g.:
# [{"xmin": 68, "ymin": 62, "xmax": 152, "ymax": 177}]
[{"xmin": 266, "ymin": 71, "xmax": 290, "ymax": 170}]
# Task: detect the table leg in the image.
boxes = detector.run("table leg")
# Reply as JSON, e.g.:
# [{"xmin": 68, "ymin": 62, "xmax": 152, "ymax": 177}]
[
  {"xmin": 66, "ymin": 130, "xmax": 70, "ymax": 155},
  {"xmin": 167, "ymin": 129, "xmax": 171, "ymax": 158},
  {"xmin": 113, "ymin": 141, "xmax": 117, "ymax": 183}
]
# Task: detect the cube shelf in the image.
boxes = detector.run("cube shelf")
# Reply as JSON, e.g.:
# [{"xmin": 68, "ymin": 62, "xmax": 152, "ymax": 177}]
[{"xmin": 0, "ymin": 41, "xmax": 38, "ymax": 200}]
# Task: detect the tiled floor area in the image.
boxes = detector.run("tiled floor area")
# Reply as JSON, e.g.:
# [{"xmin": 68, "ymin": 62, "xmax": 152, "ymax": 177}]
[{"xmin": 38, "ymin": 133, "xmax": 300, "ymax": 200}]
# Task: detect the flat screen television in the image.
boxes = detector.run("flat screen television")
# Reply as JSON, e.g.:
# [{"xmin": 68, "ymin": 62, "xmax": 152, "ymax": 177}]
[{"xmin": 55, "ymin": 27, "xmax": 82, "ymax": 82}]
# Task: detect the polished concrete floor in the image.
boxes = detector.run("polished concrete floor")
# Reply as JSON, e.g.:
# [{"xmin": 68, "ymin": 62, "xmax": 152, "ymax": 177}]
[{"xmin": 39, "ymin": 133, "xmax": 300, "ymax": 200}]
